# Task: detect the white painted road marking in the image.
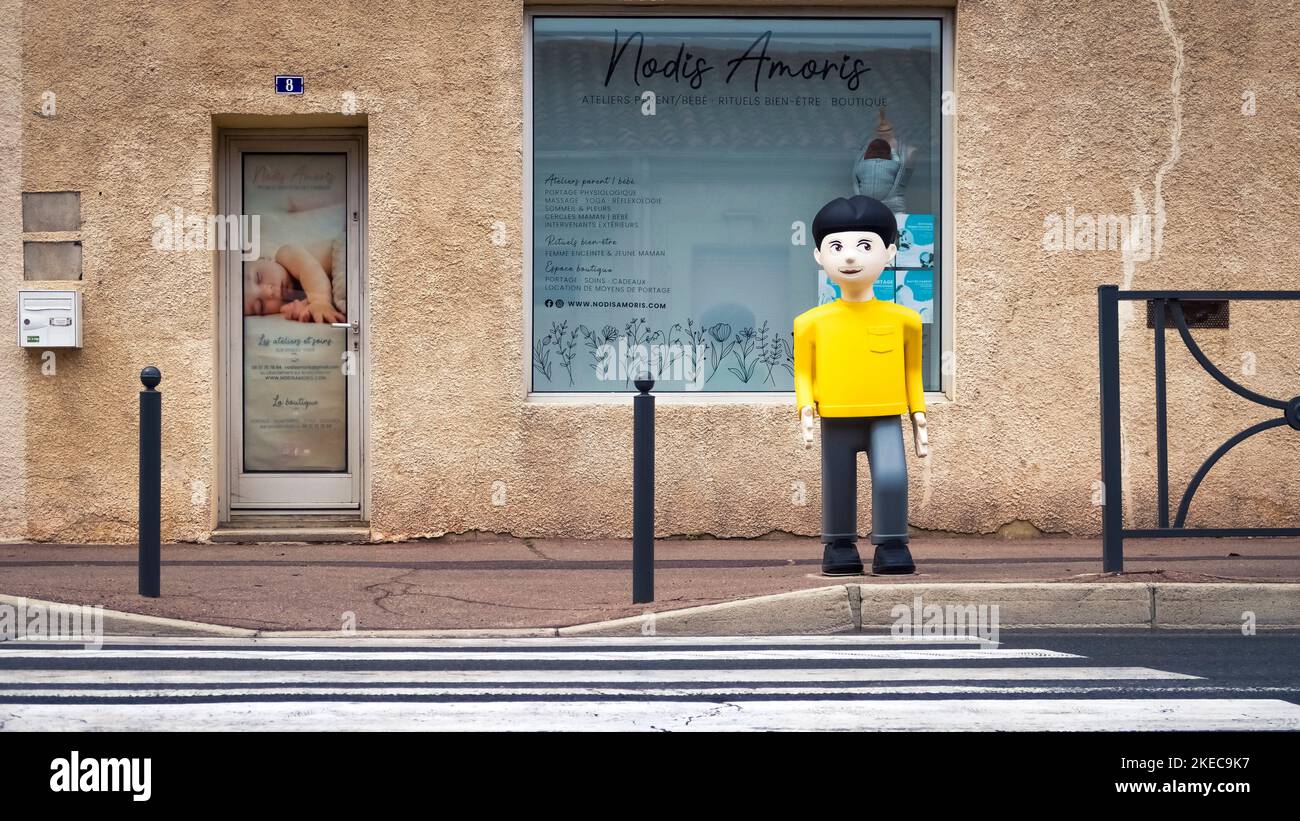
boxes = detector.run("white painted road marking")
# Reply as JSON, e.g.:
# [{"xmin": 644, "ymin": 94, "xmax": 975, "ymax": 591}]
[
  {"xmin": 0, "ymin": 665, "xmax": 1199, "ymax": 685},
  {"xmin": 3, "ymin": 699, "xmax": 1298, "ymax": 732},
  {"xmin": 6, "ymin": 685, "xmax": 1269, "ymax": 698},
  {"xmin": 0, "ymin": 648, "xmax": 1077, "ymax": 662},
  {"xmin": 1, "ymin": 635, "xmax": 1295, "ymax": 731},
  {"xmin": 1, "ymin": 635, "xmax": 998, "ymax": 648}
]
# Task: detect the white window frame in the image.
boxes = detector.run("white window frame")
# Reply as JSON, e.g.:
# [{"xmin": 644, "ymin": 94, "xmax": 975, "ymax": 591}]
[{"xmin": 523, "ymin": 5, "xmax": 956, "ymax": 404}]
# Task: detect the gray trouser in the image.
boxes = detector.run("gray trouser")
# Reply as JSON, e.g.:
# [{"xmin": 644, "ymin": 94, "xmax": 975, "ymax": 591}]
[{"xmin": 820, "ymin": 415, "xmax": 909, "ymax": 546}]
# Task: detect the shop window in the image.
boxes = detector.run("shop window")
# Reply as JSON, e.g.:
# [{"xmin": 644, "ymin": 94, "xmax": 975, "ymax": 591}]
[{"xmin": 529, "ymin": 14, "xmax": 948, "ymax": 393}]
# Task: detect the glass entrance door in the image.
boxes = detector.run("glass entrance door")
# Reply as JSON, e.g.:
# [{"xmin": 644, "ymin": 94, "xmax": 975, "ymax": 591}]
[{"xmin": 222, "ymin": 135, "xmax": 364, "ymax": 511}]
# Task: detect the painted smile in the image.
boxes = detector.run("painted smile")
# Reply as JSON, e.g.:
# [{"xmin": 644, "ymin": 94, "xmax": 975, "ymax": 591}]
[{"xmin": 839, "ymin": 267, "xmax": 863, "ymax": 275}]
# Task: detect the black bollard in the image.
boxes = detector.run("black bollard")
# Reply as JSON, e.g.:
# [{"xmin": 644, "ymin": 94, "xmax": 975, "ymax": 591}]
[
  {"xmin": 138, "ymin": 366, "xmax": 161, "ymax": 598},
  {"xmin": 632, "ymin": 376, "xmax": 655, "ymax": 604}
]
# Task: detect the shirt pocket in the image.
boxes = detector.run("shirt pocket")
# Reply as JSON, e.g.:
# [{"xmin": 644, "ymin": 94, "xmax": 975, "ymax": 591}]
[{"xmin": 865, "ymin": 324, "xmax": 898, "ymax": 354}]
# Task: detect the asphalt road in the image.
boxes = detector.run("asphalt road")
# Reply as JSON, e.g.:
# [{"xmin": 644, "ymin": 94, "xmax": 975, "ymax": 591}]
[
  {"xmin": 0, "ymin": 630, "xmax": 1296, "ymax": 731},
  {"xmin": 996, "ymin": 630, "xmax": 1300, "ymax": 704}
]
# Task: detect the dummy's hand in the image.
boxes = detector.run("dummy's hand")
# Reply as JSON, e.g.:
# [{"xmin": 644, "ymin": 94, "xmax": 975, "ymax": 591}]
[
  {"xmin": 800, "ymin": 406, "xmax": 816, "ymax": 450},
  {"xmin": 912, "ymin": 412, "xmax": 929, "ymax": 458}
]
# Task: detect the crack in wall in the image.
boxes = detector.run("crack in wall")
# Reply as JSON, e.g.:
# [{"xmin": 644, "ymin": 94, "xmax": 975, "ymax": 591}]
[{"xmin": 1114, "ymin": 0, "xmax": 1187, "ymax": 527}]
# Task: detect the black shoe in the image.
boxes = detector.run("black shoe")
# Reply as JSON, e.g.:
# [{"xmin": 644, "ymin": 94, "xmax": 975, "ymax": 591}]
[
  {"xmin": 821, "ymin": 541, "xmax": 864, "ymax": 576},
  {"xmin": 872, "ymin": 540, "xmax": 916, "ymax": 575}
]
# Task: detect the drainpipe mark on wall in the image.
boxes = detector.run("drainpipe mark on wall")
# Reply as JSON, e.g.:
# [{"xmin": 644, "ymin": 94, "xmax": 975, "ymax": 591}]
[
  {"xmin": 1150, "ymin": 0, "xmax": 1185, "ymax": 264},
  {"xmin": 1114, "ymin": 0, "xmax": 1186, "ymax": 527},
  {"xmin": 1119, "ymin": 0, "xmax": 1186, "ymax": 337}
]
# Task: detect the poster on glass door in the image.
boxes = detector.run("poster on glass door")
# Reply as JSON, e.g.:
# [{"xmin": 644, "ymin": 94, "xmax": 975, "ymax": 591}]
[{"xmin": 241, "ymin": 153, "xmax": 348, "ymax": 472}]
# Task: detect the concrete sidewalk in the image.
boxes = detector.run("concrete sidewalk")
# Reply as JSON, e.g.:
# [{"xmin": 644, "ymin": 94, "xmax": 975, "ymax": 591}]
[{"xmin": 0, "ymin": 534, "xmax": 1297, "ymax": 633}]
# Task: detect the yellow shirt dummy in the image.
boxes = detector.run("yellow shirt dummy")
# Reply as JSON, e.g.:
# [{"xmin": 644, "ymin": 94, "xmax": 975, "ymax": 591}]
[
  {"xmin": 793, "ymin": 297, "xmax": 925, "ymax": 418},
  {"xmin": 799, "ymin": 194, "xmax": 927, "ymax": 577}
]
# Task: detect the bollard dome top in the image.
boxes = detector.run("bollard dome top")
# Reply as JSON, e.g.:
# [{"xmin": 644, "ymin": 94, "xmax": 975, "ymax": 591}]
[
  {"xmin": 140, "ymin": 366, "xmax": 162, "ymax": 389},
  {"xmin": 634, "ymin": 376, "xmax": 654, "ymax": 395}
]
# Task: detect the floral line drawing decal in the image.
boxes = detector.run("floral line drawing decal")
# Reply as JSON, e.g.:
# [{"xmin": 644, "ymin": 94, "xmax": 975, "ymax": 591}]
[
  {"xmin": 729, "ymin": 325, "xmax": 760, "ymax": 383},
  {"xmin": 532, "ymin": 336, "xmax": 553, "ymax": 383},
  {"xmin": 532, "ymin": 315, "xmax": 797, "ymax": 390}
]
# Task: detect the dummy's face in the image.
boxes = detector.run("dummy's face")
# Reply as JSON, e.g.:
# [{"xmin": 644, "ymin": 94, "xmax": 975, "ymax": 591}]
[
  {"xmin": 243, "ymin": 259, "xmax": 291, "ymax": 316},
  {"xmin": 813, "ymin": 230, "xmax": 896, "ymax": 291}
]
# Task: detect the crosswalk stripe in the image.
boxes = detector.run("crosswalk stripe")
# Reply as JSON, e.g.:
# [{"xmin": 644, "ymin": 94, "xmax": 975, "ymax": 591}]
[
  {"xmin": 0, "ymin": 666, "xmax": 1200, "ymax": 685},
  {"xmin": 3, "ymin": 699, "xmax": 1298, "ymax": 731},
  {"xmin": 1, "ymin": 635, "xmax": 1294, "ymax": 731},
  {"xmin": 0, "ymin": 685, "xmax": 1284, "ymax": 699},
  {"xmin": 0, "ymin": 648, "xmax": 1078, "ymax": 662},
  {"xmin": 1, "ymin": 635, "xmax": 999, "ymax": 648}
]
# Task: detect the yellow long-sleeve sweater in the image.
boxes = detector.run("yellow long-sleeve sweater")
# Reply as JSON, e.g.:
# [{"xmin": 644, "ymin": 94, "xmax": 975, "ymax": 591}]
[{"xmin": 793, "ymin": 297, "xmax": 926, "ymax": 417}]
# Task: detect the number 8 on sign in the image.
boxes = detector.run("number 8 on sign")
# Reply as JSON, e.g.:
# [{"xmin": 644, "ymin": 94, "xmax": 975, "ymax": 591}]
[{"xmin": 275, "ymin": 75, "xmax": 304, "ymax": 95}]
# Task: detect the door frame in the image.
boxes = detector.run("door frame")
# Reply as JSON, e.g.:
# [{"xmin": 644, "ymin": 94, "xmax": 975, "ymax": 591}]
[{"xmin": 216, "ymin": 127, "xmax": 370, "ymax": 521}]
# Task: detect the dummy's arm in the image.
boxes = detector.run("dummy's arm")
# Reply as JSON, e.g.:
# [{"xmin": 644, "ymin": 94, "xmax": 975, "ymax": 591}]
[
  {"xmin": 794, "ymin": 315, "xmax": 814, "ymax": 416},
  {"xmin": 903, "ymin": 311, "xmax": 929, "ymax": 457},
  {"xmin": 903, "ymin": 312, "xmax": 925, "ymax": 414},
  {"xmin": 794, "ymin": 315, "xmax": 817, "ymax": 448}
]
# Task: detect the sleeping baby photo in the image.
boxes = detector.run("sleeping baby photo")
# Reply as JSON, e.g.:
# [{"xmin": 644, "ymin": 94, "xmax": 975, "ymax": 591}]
[{"xmin": 243, "ymin": 238, "xmax": 347, "ymax": 324}]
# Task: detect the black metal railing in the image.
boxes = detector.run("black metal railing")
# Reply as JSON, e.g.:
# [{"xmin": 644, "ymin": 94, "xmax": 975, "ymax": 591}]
[{"xmin": 1098, "ymin": 286, "xmax": 1300, "ymax": 572}]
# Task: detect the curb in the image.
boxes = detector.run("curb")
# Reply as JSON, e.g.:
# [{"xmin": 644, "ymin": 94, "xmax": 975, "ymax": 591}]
[
  {"xmin": 2, "ymin": 583, "xmax": 1297, "ymax": 638},
  {"xmin": 860, "ymin": 583, "xmax": 1154, "ymax": 630},
  {"xmin": 559, "ymin": 586, "xmax": 854, "ymax": 636},
  {"xmin": 0, "ymin": 594, "xmax": 258, "ymax": 638},
  {"xmin": 265, "ymin": 628, "xmax": 558, "ymax": 638},
  {"xmin": 0, "ymin": 595, "xmax": 557, "ymax": 639},
  {"xmin": 556, "ymin": 582, "xmax": 1300, "ymax": 636}
]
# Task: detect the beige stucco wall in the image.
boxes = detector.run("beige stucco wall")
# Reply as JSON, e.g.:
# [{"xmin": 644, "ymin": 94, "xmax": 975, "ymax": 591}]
[
  {"xmin": 1, "ymin": 0, "xmax": 26, "ymax": 540},
  {"xmin": 3, "ymin": 0, "xmax": 1297, "ymax": 544}
]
